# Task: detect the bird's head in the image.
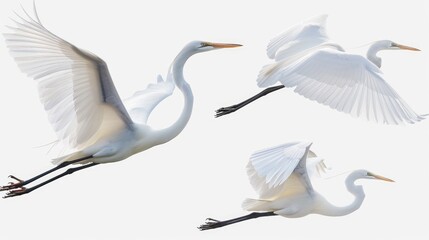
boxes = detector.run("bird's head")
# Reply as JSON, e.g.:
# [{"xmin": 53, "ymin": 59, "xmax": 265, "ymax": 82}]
[
  {"xmin": 346, "ymin": 170, "xmax": 394, "ymax": 193},
  {"xmin": 367, "ymin": 40, "xmax": 420, "ymax": 67},
  {"xmin": 186, "ymin": 41, "xmax": 242, "ymax": 53},
  {"xmin": 355, "ymin": 169, "xmax": 395, "ymax": 182}
]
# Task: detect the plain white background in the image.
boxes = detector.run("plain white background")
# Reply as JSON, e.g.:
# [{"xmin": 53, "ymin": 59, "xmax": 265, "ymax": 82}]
[{"xmin": 0, "ymin": 0, "xmax": 428, "ymax": 239}]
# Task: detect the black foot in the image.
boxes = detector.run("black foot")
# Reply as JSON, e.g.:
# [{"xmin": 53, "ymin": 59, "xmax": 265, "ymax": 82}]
[
  {"xmin": 0, "ymin": 175, "xmax": 24, "ymax": 192},
  {"xmin": 198, "ymin": 218, "xmax": 224, "ymax": 231},
  {"xmin": 0, "ymin": 175, "xmax": 30, "ymax": 198},
  {"xmin": 215, "ymin": 105, "xmax": 239, "ymax": 118},
  {"xmin": 3, "ymin": 186, "xmax": 29, "ymax": 199}
]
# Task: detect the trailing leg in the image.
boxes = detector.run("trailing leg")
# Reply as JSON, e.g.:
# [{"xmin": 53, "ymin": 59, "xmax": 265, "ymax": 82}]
[
  {"xmin": 3, "ymin": 162, "xmax": 99, "ymax": 198},
  {"xmin": 215, "ymin": 85, "xmax": 285, "ymax": 117},
  {"xmin": 198, "ymin": 211, "xmax": 277, "ymax": 230}
]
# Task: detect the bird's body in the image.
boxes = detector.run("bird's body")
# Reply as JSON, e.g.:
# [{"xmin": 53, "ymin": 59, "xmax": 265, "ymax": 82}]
[
  {"xmin": 0, "ymin": 6, "xmax": 240, "ymax": 198},
  {"xmin": 242, "ymin": 174, "xmax": 365, "ymax": 218},
  {"xmin": 199, "ymin": 142, "xmax": 393, "ymax": 230},
  {"xmin": 215, "ymin": 15, "xmax": 424, "ymax": 124},
  {"xmin": 52, "ymin": 42, "xmax": 197, "ymax": 165},
  {"xmin": 241, "ymin": 142, "xmax": 366, "ymax": 218},
  {"xmin": 62, "ymin": 124, "xmax": 154, "ymax": 165}
]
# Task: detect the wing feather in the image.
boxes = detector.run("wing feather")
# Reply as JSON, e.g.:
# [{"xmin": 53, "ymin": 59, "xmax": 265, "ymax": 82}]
[
  {"xmin": 123, "ymin": 74, "xmax": 175, "ymax": 124},
  {"xmin": 5, "ymin": 8, "xmax": 133, "ymax": 150},
  {"xmin": 247, "ymin": 142, "xmax": 313, "ymax": 199},
  {"xmin": 263, "ymin": 49, "xmax": 424, "ymax": 124},
  {"xmin": 267, "ymin": 15, "xmax": 329, "ymax": 60}
]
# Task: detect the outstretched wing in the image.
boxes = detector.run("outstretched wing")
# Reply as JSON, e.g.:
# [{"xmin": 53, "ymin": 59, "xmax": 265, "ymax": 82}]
[
  {"xmin": 123, "ymin": 74, "xmax": 175, "ymax": 124},
  {"xmin": 306, "ymin": 157, "xmax": 333, "ymax": 180},
  {"xmin": 259, "ymin": 15, "xmax": 345, "ymax": 88},
  {"xmin": 263, "ymin": 49, "xmax": 425, "ymax": 124},
  {"xmin": 4, "ymin": 8, "xmax": 134, "ymax": 149},
  {"xmin": 246, "ymin": 142, "xmax": 314, "ymax": 200},
  {"xmin": 266, "ymin": 14, "xmax": 330, "ymax": 61}
]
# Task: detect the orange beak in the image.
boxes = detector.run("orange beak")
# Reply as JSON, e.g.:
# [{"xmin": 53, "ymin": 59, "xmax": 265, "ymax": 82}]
[
  {"xmin": 367, "ymin": 172, "xmax": 395, "ymax": 182},
  {"xmin": 392, "ymin": 42, "xmax": 421, "ymax": 51},
  {"xmin": 206, "ymin": 42, "xmax": 242, "ymax": 48}
]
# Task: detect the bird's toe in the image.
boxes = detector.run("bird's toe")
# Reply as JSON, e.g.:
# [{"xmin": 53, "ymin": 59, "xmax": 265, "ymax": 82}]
[
  {"xmin": 8, "ymin": 175, "xmax": 24, "ymax": 183},
  {"xmin": 0, "ymin": 175, "xmax": 25, "ymax": 192},
  {"xmin": 205, "ymin": 218, "xmax": 220, "ymax": 223},
  {"xmin": 3, "ymin": 187, "xmax": 27, "ymax": 198}
]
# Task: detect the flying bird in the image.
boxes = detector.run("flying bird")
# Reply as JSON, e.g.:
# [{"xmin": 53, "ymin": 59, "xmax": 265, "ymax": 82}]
[
  {"xmin": 0, "ymin": 6, "xmax": 241, "ymax": 198},
  {"xmin": 199, "ymin": 141, "xmax": 394, "ymax": 230},
  {"xmin": 215, "ymin": 15, "xmax": 424, "ymax": 124}
]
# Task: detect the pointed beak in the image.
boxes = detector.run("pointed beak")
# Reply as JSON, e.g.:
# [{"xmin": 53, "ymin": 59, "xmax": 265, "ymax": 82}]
[
  {"xmin": 206, "ymin": 42, "xmax": 242, "ymax": 48},
  {"xmin": 392, "ymin": 42, "xmax": 420, "ymax": 51},
  {"xmin": 367, "ymin": 172, "xmax": 395, "ymax": 182}
]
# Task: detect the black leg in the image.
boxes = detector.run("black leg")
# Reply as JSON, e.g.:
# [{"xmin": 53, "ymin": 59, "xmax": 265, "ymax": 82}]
[
  {"xmin": 215, "ymin": 85, "xmax": 285, "ymax": 118},
  {"xmin": 198, "ymin": 212, "xmax": 277, "ymax": 230},
  {"xmin": 3, "ymin": 162, "xmax": 99, "ymax": 198},
  {"xmin": 0, "ymin": 156, "xmax": 92, "ymax": 193}
]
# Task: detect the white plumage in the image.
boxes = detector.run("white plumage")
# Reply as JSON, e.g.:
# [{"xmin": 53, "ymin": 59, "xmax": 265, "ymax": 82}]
[
  {"xmin": 5, "ymin": 11, "xmax": 132, "ymax": 149},
  {"xmin": 124, "ymin": 74, "xmax": 175, "ymax": 125},
  {"xmin": 216, "ymin": 15, "xmax": 424, "ymax": 124},
  {"xmin": 259, "ymin": 15, "xmax": 424, "ymax": 124},
  {"xmin": 266, "ymin": 15, "xmax": 330, "ymax": 60},
  {"xmin": 0, "ymin": 6, "xmax": 241, "ymax": 198},
  {"xmin": 199, "ymin": 141, "xmax": 394, "ymax": 230},
  {"xmin": 242, "ymin": 141, "xmax": 393, "ymax": 217},
  {"xmin": 244, "ymin": 142, "xmax": 319, "ymax": 210}
]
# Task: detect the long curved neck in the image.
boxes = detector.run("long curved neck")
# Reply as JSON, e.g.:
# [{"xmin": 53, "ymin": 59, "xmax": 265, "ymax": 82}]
[
  {"xmin": 317, "ymin": 172, "xmax": 365, "ymax": 216},
  {"xmin": 156, "ymin": 49, "xmax": 195, "ymax": 144},
  {"xmin": 366, "ymin": 42, "xmax": 385, "ymax": 68}
]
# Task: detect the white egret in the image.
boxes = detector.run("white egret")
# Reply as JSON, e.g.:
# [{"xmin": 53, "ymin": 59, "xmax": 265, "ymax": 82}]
[
  {"xmin": 0, "ymin": 6, "xmax": 241, "ymax": 198},
  {"xmin": 215, "ymin": 15, "xmax": 424, "ymax": 124},
  {"xmin": 199, "ymin": 141, "xmax": 394, "ymax": 230}
]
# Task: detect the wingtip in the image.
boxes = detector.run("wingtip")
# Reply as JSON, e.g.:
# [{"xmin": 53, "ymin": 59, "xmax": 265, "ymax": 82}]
[{"xmin": 156, "ymin": 74, "xmax": 164, "ymax": 83}]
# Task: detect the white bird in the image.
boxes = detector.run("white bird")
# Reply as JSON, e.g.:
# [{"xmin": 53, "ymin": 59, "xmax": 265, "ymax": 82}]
[
  {"xmin": 215, "ymin": 15, "xmax": 425, "ymax": 125},
  {"xmin": 199, "ymin": 141, "xmax": 394, "ymax": 230},
  {"xmin": 0, "ymin": 6, "xmax": 241, "ymax": 198}
]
